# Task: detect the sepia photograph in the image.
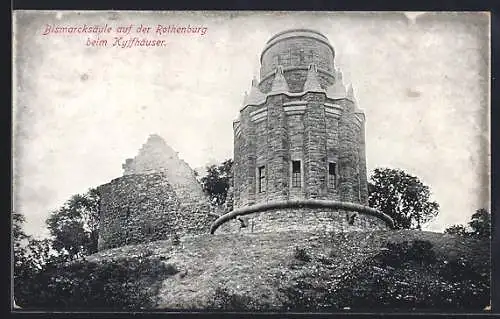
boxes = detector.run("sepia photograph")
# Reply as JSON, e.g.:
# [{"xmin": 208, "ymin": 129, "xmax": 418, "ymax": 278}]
[{"xmin": 12, "ymin": 10, "xmax": 491, "ymax": 312}]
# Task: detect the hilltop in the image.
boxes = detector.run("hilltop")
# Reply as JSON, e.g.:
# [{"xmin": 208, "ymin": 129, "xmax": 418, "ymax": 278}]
[{"xmin": 85, "ymin": 229, "xmax": 490, "ymax": 312}]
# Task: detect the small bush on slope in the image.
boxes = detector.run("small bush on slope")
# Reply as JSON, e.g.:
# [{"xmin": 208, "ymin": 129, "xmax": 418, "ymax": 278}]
[{"xmin": 293, "ymin": 246, "xmax": 312, "ymax": 262}]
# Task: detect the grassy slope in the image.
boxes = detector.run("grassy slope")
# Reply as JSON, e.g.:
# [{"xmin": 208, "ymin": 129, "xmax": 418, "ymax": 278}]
[{"xmin": 87, "ymin": 230, "xmax": 490, "ymax": 312}]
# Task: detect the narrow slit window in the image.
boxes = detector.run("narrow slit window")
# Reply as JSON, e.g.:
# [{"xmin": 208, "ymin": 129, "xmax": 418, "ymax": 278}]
[
  {"xmin": 258, "ymin": 166, "xmax": 266, "ymax": 193},
  {"xmin": 292, "ymin": 160, "xmax": 301, "ymax": 188},
  {"xmin": 329, "ymin": 162, "xmax": 337, "ymax": 189}
]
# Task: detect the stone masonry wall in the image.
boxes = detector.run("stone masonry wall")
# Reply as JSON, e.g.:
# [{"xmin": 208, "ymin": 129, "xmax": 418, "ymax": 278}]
[
  {"xmin": 97, "ymin": 173, "xmax": 217, "ymax": 251},
  {"xmin": 266, "ymin": 95, "xmax": 289, "ymax": 202},
  {"xmin": 216, "ymin": 208, "xmax": 389, "ymax": 235},
  {"xmin": 259, "ymin": 70, "xmax": 335, "ymax": 94},
  {"xmin": 303, "ymin": 92, "xmax": 328, "ymax": 199},
  {"xmin": 122, "ymin": 134, "xmax": 208, "ymax": 208},
  {"xmin": 233, "ymin": 30, "xmax": 368, "ymax": 210},
  {"xmin": 287, "ymin": 113, "xmax": 305, "ymax": 200},
  {"xmin": 337, "ymin": 100, "xmax": 360, "ymax": 203},
  {"xmin": 254, "ymin": 118, "xmax": 268, "ymax": 204},
  {"xmin": 358, "ymin": 118, "xmax": 369, "ymax": 205},
  {"xmin": 233, "ymin": 128, "xmax": 243, "ymax": 206},
  {"xmin": 233, "ymin": 95, "xmax": 368, "ymax": 207},
  {"xmin": 326, "ymin": 114, "xmax": 340, "ymax": 199},
  {"xmin": 260, "ymin": 36, "xmax": 335, "ymax": 78},
  {"xmin": 236, "ymin": 105, "xmax": 257, "ymax": 207}
]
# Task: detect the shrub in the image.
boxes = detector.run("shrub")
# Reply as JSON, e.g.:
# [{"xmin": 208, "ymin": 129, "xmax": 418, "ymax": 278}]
[
  {"xmin": 408, "ymin": 240, "xmax": 436, "ymax": 264},
  {"xmin": 293, "ymin": 247, "xmax": 311, "ymax": 262},
  {"xmin": 325, "ymin": 238, "xmax": 489, "ymax": 311},
  {"xmin": 172, "ymin": 234, "xmax": 181, "ymax": 246},
  {"xmin": 207, "ymin": 287, "xmax": 254, "ymax": 311},
  {"xmin": 279, "ymin": 278, "xmax": 321, "ymax": 312},
  {"xmin": 15, "ymin": 256, "xmax": 176, "ymax": 310},
  {"xmin": 381, "ymin": 240, "xmax": 435, "ymax": 267},
  {"xmin": 439, "ymin": 256, "xmax": 484, "ymax": 283}
]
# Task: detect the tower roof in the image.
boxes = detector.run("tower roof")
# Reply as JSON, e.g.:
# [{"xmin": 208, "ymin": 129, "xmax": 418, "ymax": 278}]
[
  {"xmin": 303, "ymin": 64, "xmax": 323, "ymax": 92},
  {"xmin": 346, "ymin": 83, "xmax": 357, "ymax": 103},
  {"xmin": 326, "ymin": 68, "xmax": 346, "ymax": 99},
  {"xmin": 243, "ymin": 78, "xmax": 266, "ymax": 106},
  {"xmin": 270, "ymin": 66, "xmax": 290, "ymax": 94}
]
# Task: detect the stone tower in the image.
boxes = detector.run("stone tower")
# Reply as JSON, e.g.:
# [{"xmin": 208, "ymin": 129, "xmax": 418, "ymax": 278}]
[
  {"xmin": 232, "ymin": 29, "xmax": 368, "ymax": 208},
  {"xmin": 212, "ymin": 29, "xmax": 393, "ymax": 234}
]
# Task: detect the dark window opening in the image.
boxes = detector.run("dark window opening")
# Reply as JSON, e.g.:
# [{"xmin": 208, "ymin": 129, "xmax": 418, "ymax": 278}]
[
  {"xmin": 258, "ymin": 166, "xmax": 266, "ymax": 193},
  {"xmin": 292, "ymin": 160, "xmax": 301, "ymax": 188},
  {"xmin": 329, "ymin": 162, "xmax": 337, "ymax": 189}
]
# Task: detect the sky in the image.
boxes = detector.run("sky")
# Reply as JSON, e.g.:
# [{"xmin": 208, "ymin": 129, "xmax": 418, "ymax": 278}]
[{"xmin": 12, "ymin": 11, "xmax": 490, "ymax": 238}]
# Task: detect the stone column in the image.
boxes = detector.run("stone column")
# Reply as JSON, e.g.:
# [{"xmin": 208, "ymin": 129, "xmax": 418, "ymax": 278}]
[
  {"xmin": 239, "ymin": 106, "xmax": 257, "ymax": 206},
  {"xmin": 337, "ymin": 100, "xmax": 360, "ymax": 203},
  {"xmin": 266, "ymin": 95, "xmax": 289, "ymax": 201},
  {"xmin": 357, "ymin": 114, "xmax": 369, "ymax": 205},
  {"xmin": 303, "ymin": 92, "xmax": 327, "ymax": 199},
  {"xmin": 232, "ymin": 120, "xmax": 242, "ymax": 207}
]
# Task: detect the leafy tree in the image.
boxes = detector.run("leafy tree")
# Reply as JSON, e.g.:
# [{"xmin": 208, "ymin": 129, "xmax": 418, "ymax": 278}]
[
  {"xmin": 13, "ymin": 212, "xmax": 29, "ymax": 266},
  {"xmin": 445, "ymin": 209, "xmax": 490, "ymax": 240},
  {"xmin": 201, "ymin": 159, "xmax": 233, "ymax": 208},
  {"xmin": 368, "ymin": 168, "xmax": 439, "ymax": 230},
  {"xmin": 444, "ymin": 225, "xmax": 468, "ymax": 237},
  {"xmin": 46, "ymin": 188, "xmax": 100, "ymax": 260},
  {"xmin": 13, "ymin": 212, "xmax": 55, "ymax": 307},
  {"xmin": 13, "ymin": 212, "xmax": 28, "ymax": 244},
  {"xmin": 468, "ymin": 209, "xmax": 490, "ymax": 240},
  {"xmin": 13, "ymin": 212, "xmax": 30, "ymax": 280}
]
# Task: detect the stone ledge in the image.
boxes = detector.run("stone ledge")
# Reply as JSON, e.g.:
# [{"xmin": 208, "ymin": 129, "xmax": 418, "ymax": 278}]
[
  {"xmin": 260, "ymin": 66, "xmax": 335, "ymax": 85},
  {"xmin": 210, "ymin": 199, "xmax": 395, "ymax": 234}
]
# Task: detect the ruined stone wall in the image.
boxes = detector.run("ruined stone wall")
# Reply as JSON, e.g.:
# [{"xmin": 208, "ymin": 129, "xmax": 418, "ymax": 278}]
[
  {"xmin": 122, "ymin": 134, "xmax": 207, "ymax": 208},
  {"xmin": 216, "ymin": 208, "xmax": 389, "ymax": 235},
  {"xmin": 97, "ymin": 173, "xmax": 217, "ymax": 251}
]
